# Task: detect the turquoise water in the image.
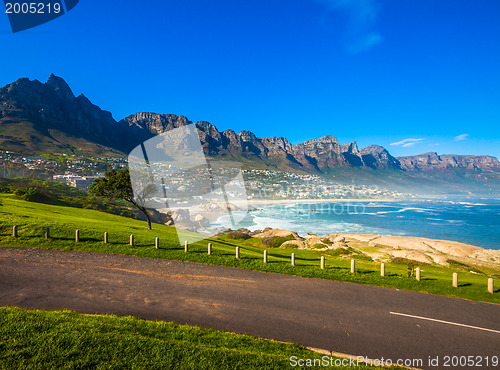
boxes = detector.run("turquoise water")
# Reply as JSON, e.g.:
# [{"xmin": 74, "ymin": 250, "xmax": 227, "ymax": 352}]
[{"xmin": 215, "ymin": 199, "xmax": 500, "ymax": 250}]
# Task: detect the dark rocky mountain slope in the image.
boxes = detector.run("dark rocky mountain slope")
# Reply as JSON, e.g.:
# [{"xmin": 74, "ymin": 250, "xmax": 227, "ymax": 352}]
[{"xmin": 1, "ymin": 75, "xmax": 499, "ymax": 185}]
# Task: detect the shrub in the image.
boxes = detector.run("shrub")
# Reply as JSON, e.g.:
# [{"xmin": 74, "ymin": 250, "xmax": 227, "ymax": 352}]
[
  {"xmin": 262, "ymin": 235, "xmax": 294, "ymax": 248},
  {"xmin": 225, "ymin": 231, "xmax": 251, "ymax": 240},
  {"xmin": 320, "ymin": 238, "xmax": 333, "ymax": 246}
]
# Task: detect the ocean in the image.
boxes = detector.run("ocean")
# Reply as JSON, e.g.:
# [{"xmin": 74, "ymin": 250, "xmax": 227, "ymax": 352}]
[{"xmin": 215, "ymin": 199, "xmax": 500, "ymax": 250}]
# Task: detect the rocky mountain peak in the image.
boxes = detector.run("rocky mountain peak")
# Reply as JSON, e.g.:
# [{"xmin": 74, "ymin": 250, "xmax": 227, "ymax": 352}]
[
  {"xmin": 361, "ymin": 145, "xmax": 400, "ymax": 170},
  {"xmin": 45, "ymin": 74, "xmax": 74, "ymax": 100}
]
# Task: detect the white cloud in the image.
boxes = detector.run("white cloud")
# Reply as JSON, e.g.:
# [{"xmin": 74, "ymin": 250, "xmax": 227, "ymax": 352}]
[
  {"xmin": 454, "ymin": 134, "xmax": 469, "ymax": 141},
  {"xmin": 316, "ymin": 0, "xmax": 383, "ymax": 53},
  {"xmin": 390, "ymin": 138, "xmax": 425, "ymax": 147}
]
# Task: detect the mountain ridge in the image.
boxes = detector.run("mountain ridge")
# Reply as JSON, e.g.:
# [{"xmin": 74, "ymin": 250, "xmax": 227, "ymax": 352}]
[{"xmin": 1, "ymin": 75, "xmax": 499, "ymax": 178}]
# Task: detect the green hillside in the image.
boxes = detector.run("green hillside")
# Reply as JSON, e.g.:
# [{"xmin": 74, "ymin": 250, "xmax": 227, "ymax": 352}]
[
  {"xmin": 0, "ymin": 117, "xmax": 124, "ymax": 156},
  {"xmin": 0, "ymin": 194, "xmax": 498, "ymax": 304}
]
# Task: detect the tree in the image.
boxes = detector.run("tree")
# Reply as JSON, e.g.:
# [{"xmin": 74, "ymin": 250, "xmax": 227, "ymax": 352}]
[{"xmin": 89, "ymin": 169, "xmax": 155, "ymax": 230}]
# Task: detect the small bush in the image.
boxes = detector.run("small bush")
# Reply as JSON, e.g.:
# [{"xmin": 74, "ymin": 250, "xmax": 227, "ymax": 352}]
[
  {"xmin": 328, "ymin": 247, "xmax": 354, "ymax": 256},
  {"xmin": 225, "ymin": 231, "xmax": 251, "ymax": 240},
  {"xmin": 320, "ymin": 238, "xmax": 333, "ymax": 246},
  {"xmin": 262, "ymin": 235, "xmax": 294, "ymax": 248}
]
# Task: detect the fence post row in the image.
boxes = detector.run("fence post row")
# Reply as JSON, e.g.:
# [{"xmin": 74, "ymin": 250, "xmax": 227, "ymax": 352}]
[{"xmin": 9, "ymin": 223, "xmax": 496, "ymax": 295}]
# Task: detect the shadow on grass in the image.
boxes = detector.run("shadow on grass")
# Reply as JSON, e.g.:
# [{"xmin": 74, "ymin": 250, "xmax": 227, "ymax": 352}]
[
  {"xmin": 356, "ymin": 270, "xmax": 376, "ymax": 275},
  {"xmin": 458, "ymin": 283, "xmax": 472, "ymax": 288},
  {"xmin": 421, "ymin": 277, "xmax": 437, "ymax": 281}
]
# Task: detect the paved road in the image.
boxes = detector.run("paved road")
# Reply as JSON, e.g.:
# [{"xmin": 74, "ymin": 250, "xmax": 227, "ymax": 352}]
[{"xmin": 1, "ymin": 247, "xmax": 499, "ymax": 369}]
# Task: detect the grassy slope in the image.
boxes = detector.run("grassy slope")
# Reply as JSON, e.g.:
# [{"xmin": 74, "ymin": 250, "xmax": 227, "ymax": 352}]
[
  {"xmin": 0, "ymin": 307, "xmax": 382, "ymax": 370},
  {"xmin": 0, "ymin": 117, "xmax": 123, "ymax": 156},
  {"xmin": 0, "ymin": 194, "xmax": 498, "ymax": 304}
]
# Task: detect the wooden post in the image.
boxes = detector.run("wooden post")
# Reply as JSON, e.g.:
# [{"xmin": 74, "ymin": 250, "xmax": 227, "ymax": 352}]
[
  {"xmin": 416, "ymin": 267, "xmax": 421, "ymax": 281},
  {"xmin": 130, "ymin": 235, "xmax": 134, "ymax": 246},
  {"xmin": 453, "ymin": 273, "xmax": 458, "ymax": 288},
  {"xmin": 263, "ymin": 250, "xmax": 268, "ymax": 263},
  {"xmin": 184, "ymin": 240, "xmax": 188, "ymax": 253},
  {"xmin": 350, "ymin": 259, "xmax": 355, "ymax": 274},
  {"xmin": 236, "ymin": 247, "xmax": 240, "ymax": 259},
  {"xmin": 321, "ymin": 256, "xmax": 325, "ymax": 269},
  {"xmin": 45, "ymin": 227, "xmax": 50, "ymax": 239},
  {"xmin": 380, "ymin": 263, "xmax": 385, "ymax": 277},
  {"xmin": 155, "ymin": 237, "xmax": 159, "ymax": 250},
  {"xmin": 104, "ymin": 232, "xmax": 108, "ymax": 244},
  {"xmin": 291, "ymin": 253, "xmax": 295, "ymax": 266},
  {"xmin": 488, "ymin": 278, "xmax": 494, "ymax": 294},
  {"xmin": 13, "ymin": 226, "xmax": 18, "ymax": 238},
  {"xmin": 75, "ymin": 229, "xmax": 80, "ymax": 242},
  {"xmin": 208, "ymin": 242, "xmax": 212, "ymax": 255}
]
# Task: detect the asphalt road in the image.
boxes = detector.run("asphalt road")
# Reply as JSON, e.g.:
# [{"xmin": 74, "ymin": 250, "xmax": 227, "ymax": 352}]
[{"xmin": 1, "ymin": 247, "xmax": 499, "ymax": 369}]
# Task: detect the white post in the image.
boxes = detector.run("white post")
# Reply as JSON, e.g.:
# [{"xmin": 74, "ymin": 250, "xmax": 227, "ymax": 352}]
[
  {"xmin": 45, "ymin": 227, "xmax": 50, "ymax": 239},
  {"xmin": 321, "ymin": 256, "xmax": 325, "ymax": 269},
  {"xmin": 155, "ymin": 237, "xmax": 159, "ymax": 249},
  {"xmin": 416, "ymin": 267, "xmax": 421, "ymax": 281},
  {"xmin": 236, "ymin": 247, "xmax": 240, "ymax": 259},
  {"xmin": 185, "ymin": 240, "xmax": 188, "ymax": 253},
  {"xmin": 104, "ymin": 232, "xmax": 108, "ymax": 244},
  {"xmin": 350, "ymin": 259, "xmax": 355, "ymax": 274},
  {"xmin": 208, "ymin": 242, "xmax": 212, "ymax": 255},
  {"xmin": 130, "ymin": 235, "xmax": 134, "ymax": 246},
  {"xmin": 75, "ymin": 229, "xmax": 80, "ymax": 242},
  {"xmin": 488, "ymin": 278, "xmax": 494, "ymax": 294},
  {"xmin": 453, "ymin": 273, "xmax": 458, "ymax": 288},
  {"xmin": 13, "ymin": 225, "xmax": 18, "ymax": 238},
  {"xmin": 291, "ymin": 253, "xmax": 295, "ymax": 266},
  {"xmin": 263, "ymin": 250, "xmax": 268, "ymax": 263},
  {"xmin": 380, "ymin": 263, "xmax": 385, "ymax": 277}
]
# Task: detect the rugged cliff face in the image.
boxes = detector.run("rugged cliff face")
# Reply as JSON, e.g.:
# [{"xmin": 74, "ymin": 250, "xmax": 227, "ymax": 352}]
[
  {"xmin": 397, "ymin": 152, "xmax": 500, "ymax": 171},
  {"xmin": 0, "ymin": 74, "xmax": 128, "ymax": 154},
  {"xmin": 0, "ymin": 74, "xmax": 120, "ymax": 137},
  {"xmin": 361, "ymin": 145, "xmax": 401, "ymax": 170},
  {"xmin": 1, "ymin": 75, "xmax": 499, "ymax": 177}
]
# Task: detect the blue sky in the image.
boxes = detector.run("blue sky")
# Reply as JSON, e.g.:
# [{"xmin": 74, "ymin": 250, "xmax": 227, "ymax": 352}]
[{"xmin": 1, "ymin": 0, "xmax": 499, "ymax": 158}]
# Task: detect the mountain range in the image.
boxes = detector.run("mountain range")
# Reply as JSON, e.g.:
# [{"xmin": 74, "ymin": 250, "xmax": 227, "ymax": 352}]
[{"xmin": 1, "ymin": 75, "xmax": 499, "ymax": 193}]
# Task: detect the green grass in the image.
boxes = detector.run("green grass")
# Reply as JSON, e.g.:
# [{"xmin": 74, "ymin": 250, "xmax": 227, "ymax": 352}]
[
  {"xmin": 0, "ymin": 194, "xmax": 498, "ymax": 304},
  {"xmin": 0, "ymin": 307, "xmax": 383, "ymax": 369}
]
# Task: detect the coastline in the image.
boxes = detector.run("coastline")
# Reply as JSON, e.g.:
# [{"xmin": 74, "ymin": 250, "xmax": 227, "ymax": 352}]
[{"xmin": 246, "ymin": 198, "xmax": 403, "ymax": 206}]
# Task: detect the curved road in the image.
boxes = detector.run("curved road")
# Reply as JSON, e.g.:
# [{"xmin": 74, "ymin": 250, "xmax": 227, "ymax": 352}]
[{"xmin": 1, "ymin": 247, "xmax": 499, "ymax": 369}]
